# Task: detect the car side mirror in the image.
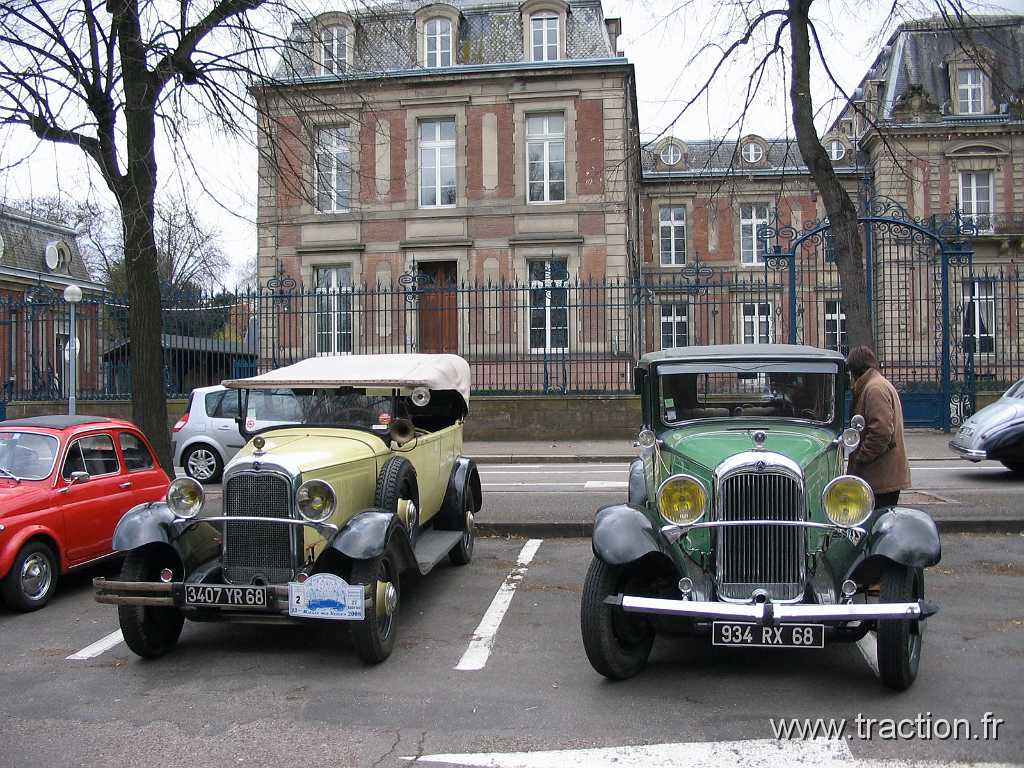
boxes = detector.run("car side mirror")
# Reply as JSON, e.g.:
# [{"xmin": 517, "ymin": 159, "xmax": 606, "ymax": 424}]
[
  {"xmin": 851, "ymin": 414, "xmax": 865, "ymax": 432},
  {"xmin": 68, "ymin": 470, "xmax": 90, "ymax": 485}
]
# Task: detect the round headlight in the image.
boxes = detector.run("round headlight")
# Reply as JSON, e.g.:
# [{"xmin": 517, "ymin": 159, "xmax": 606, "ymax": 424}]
[
  {"xmin": 657, "ymin": 474, "xmax": 708, "ymax": 526},
  {"xmin": 167, "ymin": 477, "xmax": 204, "ymax": 519},
  {"xmin": 822, "ymin": 475, "xmax": 874, "ymax": 528},
  {"xmin": 296, "ymin": 479, "xmax": 336, "ymax": 523}
]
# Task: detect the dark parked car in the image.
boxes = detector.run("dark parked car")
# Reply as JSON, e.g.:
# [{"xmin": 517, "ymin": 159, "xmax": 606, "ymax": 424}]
[
  {"xmin": 949, "ymin": 378, "xmax": 1024, "ymax": 472},
  {"xmin": 581, "ymin": 345, "xmax": 940, "ymax": 690}
]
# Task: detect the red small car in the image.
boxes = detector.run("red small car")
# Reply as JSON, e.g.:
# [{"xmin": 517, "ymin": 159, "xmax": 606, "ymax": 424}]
[{"xmin": 0, "ymin": 415, "xmax": 169, "ymax": 611}]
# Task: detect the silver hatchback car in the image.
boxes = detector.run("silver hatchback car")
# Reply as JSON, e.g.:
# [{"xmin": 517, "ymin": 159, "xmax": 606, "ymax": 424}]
[{"xmin": 172, "ymin": 385, "xmax": 300, "ymax": 483}]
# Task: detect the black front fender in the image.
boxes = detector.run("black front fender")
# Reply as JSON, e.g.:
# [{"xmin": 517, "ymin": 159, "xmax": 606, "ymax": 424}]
[
  {"xmin": 112, "ymin": 502, "xmax": 220, "ymax": 574},
  {"xmin": 592, "ymin": 503, "xmax": 666, "ymax": 567},
  {"xmin": 329, "ymin": 509, "xmax": 416, "ymax": 572},
  {"xmin": 848, "ymin": 506, "xmax": 941, "ymax": 584},
  {"xmin": 627, "ymin": 458, "xmax": 648, "ymax": 506}
]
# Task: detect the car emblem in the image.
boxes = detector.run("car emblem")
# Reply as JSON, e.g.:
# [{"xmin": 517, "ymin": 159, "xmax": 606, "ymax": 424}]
[
  {"xmin": 756, "ymin": 461, "xmax": 766, "ymax": 473},
  {"xmin": 253, "ymin": 461, "xmax": 261, "ymax": 471}
]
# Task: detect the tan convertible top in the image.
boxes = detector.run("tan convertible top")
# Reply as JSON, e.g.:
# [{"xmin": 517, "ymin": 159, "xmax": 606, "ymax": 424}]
[{"xmin": 223, "ymin": 353, "xmax": 471, "ymax": 407}]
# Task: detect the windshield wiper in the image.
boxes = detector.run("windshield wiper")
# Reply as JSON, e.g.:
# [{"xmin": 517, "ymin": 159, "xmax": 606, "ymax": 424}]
[{"xmin": 0, "ymin": 466, "xmax": 20, "ymax": 484}]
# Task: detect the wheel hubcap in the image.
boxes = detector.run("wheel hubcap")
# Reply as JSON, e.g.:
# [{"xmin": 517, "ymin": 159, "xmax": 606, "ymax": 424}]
[
  {"xmin": 188, "ymin": 450, "xmax": 216, "ymax": 480},
  {"xmin": 20, "ymin": 553, "xmax": 52, "ymax": 601}
]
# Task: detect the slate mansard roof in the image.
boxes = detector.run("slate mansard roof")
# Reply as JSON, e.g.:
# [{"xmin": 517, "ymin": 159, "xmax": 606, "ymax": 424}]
[
  {"xmin": 0, "ymin": 204, "xmax": 93, "ymax": 285},
  {"xmin": 851, "ymin": 14, "xmax": 1023, "ymax": 123},
  {"xmin": 273, "ymin": 0, "xmax": 618, "ymax": 80},
  {"xmin": 640, "ymin": 137, "xmax": 861, "ymax": 180}
]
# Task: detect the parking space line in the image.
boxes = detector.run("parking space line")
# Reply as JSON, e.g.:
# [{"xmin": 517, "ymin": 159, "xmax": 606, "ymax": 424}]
[
  {"xmin": 67, "ymin": 630, "xmax": 124, "ymax": 660},
  {"xmin": 455, "ymin": 538, "xmax": 543, "ymax": 671},
  {"xmin": 855, "ymin": 633, "xmax": 879, "ymax": 678}
]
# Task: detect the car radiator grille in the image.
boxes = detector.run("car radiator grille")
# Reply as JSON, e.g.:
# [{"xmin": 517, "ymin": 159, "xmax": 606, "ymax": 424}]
[
  {"xmin": 716, "ymin": 472, "xmax": 805, "ymax": 601},
  {"xmin": 223, "ymin": 473, "xmax": 294, "ymax": 585}
]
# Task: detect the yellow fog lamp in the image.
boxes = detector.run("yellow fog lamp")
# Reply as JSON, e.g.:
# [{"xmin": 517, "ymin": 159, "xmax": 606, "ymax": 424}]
[
  {"xmin": 167, "ymin": 477, "xmax": 204, "ymax": 519},
  {"xmin": 657, "ymin": 474, "xmax": 708, "ymax": 526},
  {"xmin": 822, "ymin": 475, "xmax": 874, "ymax": 528},
  {"xmin": 296, "ymin": 479, "xmax": 337, "ymax": 523}
]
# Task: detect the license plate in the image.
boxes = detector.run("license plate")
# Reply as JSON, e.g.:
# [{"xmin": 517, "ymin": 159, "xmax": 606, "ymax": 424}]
[
  {"xmin": 712, "ymin": 621, "xmax": 824, "ymax": 648},
  {"xmin": 184, "ymin": 584, "xmax": 268, "ymax": 608}
]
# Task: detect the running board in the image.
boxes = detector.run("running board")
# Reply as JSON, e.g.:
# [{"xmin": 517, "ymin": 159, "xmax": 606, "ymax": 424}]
[{"xmin": 414, "ymin": 530, "xmax": 462, "ymax": 574}]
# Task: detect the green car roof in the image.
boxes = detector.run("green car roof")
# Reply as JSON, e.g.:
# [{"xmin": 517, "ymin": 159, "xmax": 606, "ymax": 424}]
[{"xmin": 638, "ymin": 344, "xmax": 847, "ymax": 368}]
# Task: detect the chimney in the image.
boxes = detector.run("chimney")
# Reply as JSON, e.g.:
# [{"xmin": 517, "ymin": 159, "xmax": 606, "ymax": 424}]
[{"xmin": 605, "ymin": 17, "xmax": 622, "ymax": 56}]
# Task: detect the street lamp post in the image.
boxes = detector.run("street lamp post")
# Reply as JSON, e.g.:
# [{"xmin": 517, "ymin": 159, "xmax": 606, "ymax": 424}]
[{"xmin": 63, "ymin": 284, "xmax": 83, "ymax": 416}]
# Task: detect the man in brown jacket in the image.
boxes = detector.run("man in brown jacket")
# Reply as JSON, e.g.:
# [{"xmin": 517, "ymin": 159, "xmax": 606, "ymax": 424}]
[{"xmin": 846, "ymin": 346, "xmax": 911, "ymax": 508}]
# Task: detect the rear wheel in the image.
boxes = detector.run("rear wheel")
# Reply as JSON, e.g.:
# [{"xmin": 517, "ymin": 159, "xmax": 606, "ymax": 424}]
[
  {"xmin": 349, "ymin": 551, "xmax": 400, "ymax": 663},
  {"xmin": 580, "ymin": 557, "xmax": 654, "ymax": 680},
  {"xmin": 876, "ymin": 562, "xmax": 923, "ymax": 691},
  {"xmin": 1000, "ymin": 459, "xmax": 1024, "ymax": 473},
  {"xmin": 1, "ymin": 541, "xmax": 59, "ymax": 611},
  {"xmin": 183, "ymin": 444, "xmax": 223, "ymax": 484},
  {"xmin": 118, "ymin": 549, "xmax": 184, "ymax": 659},
  {"xmin": 448, "ymin": 486, "xmax": 476, "ymax": 566}
]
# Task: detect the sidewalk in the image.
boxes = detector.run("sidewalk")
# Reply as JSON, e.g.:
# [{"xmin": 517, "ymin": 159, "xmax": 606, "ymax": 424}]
[{"xmin": 466, "ymin": 429, "xmax": 960, "ymax": 464}]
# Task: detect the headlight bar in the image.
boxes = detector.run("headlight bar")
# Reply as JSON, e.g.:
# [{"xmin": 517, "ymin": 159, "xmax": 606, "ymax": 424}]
[{"xmin": 661, "ymin": 519, "xmax": 866, "ymax": 544}]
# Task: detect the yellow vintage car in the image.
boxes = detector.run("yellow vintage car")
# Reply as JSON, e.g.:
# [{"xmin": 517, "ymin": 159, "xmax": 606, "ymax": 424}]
[{"xmin": 94, "ymin": 354, "xmax": 481, "ymax": 663}]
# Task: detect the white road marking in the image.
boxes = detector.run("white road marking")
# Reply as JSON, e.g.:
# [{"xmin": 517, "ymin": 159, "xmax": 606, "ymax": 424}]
[
  {"xmin": 455, "ymin": 539, "xmax": 542, "ymax": 672},
  {"xmin": 405, "ymin": 738, "xmax": 1016, "ymax": 768},
  {"xmin": 584, "ymin": 480, "xmax": 629, "ymax": 489},
  {"xmin": 856, "ymin": 632, "xmax": 880, "ymax": 678},
  {"xmin": 480, "ymin": 469, "xmax": 626, "ymax": 476},
  {"xmin": 67, "ymin": 630, "xmax": 124, "ymax": 660}
]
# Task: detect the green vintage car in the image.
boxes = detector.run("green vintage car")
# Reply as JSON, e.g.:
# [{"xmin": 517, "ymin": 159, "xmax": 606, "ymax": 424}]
[
  {"xmin": 94, "ymin": 354, "xmax": 481, "ymax": 663},
  {"xmin": 581, "ymin": 345, "xmax": 940, "ymax": 690}
]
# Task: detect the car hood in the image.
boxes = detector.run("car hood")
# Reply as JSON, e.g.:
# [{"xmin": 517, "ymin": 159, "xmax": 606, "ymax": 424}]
[
  {"xmin": 956, "ymin": 399, "xmax": 1024, "ymax": 444},
  {"xmin": 228, "ymin": 427, "xmax": 389, "ymax": 475},
  {"xmin": 0, "ymin": 482, "xmax": 51, "ymax": 517},
  {"xmin": 661, "ymin": 421, "xmax": 834, "ymax": 474}
]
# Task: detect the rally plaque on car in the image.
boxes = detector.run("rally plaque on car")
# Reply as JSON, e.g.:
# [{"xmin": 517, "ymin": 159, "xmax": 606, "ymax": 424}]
[
  {"xmin": 288, "ymin": 573, "xmax": 365, "ymax": 621},
  {"xmin": 712, "ymin": 621, "xmax": 824, "ymax": 648}
]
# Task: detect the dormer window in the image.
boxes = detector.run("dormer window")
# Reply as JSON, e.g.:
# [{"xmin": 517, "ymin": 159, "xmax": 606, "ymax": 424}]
[
  {"xmin": 741, "ymin": 141, "xmax": 764, "ymax": 164},
  {"xmin": 425, "ymin": 17, "xmax": 452, "ymax": 68},
  {"xmin": 828, "ymin": 139, "xmax": 846, "ymax": 162},
  {"xmin": 660, "ymin": 143, "xmax": 682, "ymax": 166},
  {"xmin": 320, "ymin": 25, "xmax": 349, "ymax": 75},
  {"xmin": 957, "ymin": 67, "xmax": 984, "ymax": 114},
  {"xmin": 531, "ymin": 14, "xmax": 559, "ymax": 62}
]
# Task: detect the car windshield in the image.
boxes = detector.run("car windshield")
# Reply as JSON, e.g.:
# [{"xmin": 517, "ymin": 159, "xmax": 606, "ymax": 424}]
[
  {"xmin": 0, "ymin": 431, "xmax": 60, "ymax": 480},
  {"xmin": 243, "ymin": 387, "xmax": 397, "ymax": 433},
  {"xmin": 659, "ymin": 368, "xmax": 836, "ymax": 424},
  {"xmin": 1005, "ymin": 379, "xmax": 1024, "ymax": 399}
]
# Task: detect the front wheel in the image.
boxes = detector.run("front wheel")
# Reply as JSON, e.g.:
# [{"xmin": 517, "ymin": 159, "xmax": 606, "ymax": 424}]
[
  {"xmin": 349, "ymin": 551, "xmax": 400, "ymax": 663},
  {"xmin": 876, "ymin": 562, "xmax": 924, "ymax": 691},
  {"xmin": 580, "ymin": 557, "xmax": 654, "ymax": 680},
  {"xmin": 1, "ymin": 541, "xmax": 59, "ymax": 611},
  {"xmin": 118, "ymin": 549, "xmax": 184, "ymax": 659},
  {"xmin": 1000, "ymin": 459, "xmax": 1024, "ymax": 473}
]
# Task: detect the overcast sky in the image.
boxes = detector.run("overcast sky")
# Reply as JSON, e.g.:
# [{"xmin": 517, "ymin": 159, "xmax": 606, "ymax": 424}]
[{"xmin": 0, "ymin": 0, "xmax": 1007, "ymax": 279}]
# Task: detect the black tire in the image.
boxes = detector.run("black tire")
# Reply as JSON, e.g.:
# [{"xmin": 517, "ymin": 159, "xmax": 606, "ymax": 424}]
[
  {"xmin": 1000, "ymin": 459, "xmax": 1024, "ymax": 473},
  {"xmin": 182, "ymin": 444, "xmax": 223, "ymax": 484},
  {"xmin": 580, "ymin": 557, "xmax": 655, "ymax": 680},
  {"xmin": 1, "ymin": 541, "xmax": 59, "ymax": 611},
  {"xmin": 117, "ymin": 549, "xmax": 184, "ymax": 659},
  {"xmin": 876, "ymin": 562, "xmax": 924, "ymax": 691},
  {"xmin": 349, "ymin": 551, "xmax": 400, "ymax": 663},
  {"xmin": 375, "ymin": 457, "xmax": 419, "ymax": 547},
  {"xmin": 448, "ymin": 485, "xmax": 475, "ymax": 566}
]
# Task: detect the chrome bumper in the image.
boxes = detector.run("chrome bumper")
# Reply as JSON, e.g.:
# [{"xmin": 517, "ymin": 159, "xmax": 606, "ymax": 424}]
[
  {"xmin": 948, "ymin": 441, "xmax": 986, "ymax": 461},
  {"xmin": 606, "ymin": 594, "xmax": 938, "ymax": 624}
]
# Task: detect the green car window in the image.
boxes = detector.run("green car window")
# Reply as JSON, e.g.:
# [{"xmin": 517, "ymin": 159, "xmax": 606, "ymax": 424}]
[{"xmin": 660, "ymin": 369, "xmax": 835, "ymax": 424}]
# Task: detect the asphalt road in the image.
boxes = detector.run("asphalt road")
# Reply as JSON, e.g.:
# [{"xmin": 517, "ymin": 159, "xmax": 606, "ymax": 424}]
[{"xmin": 1, "ymin": 534, "xmax": 1021, "ymax": 767}]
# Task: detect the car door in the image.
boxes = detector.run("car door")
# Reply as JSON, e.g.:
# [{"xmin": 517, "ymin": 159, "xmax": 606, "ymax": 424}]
[
  {"xmin": 116, "ymin": 430, "xmax": 170, "ymax": 505},
  {"xmin": 59, "ymin": 433, "xmax": 130, "ymax": 563},
  {"xmin": 208, "ymin": 388, "xmax": 245, "ymax": 459}
]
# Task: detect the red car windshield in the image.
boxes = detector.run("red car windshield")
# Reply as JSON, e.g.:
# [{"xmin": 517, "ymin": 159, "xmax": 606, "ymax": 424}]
[{"xmin": 0, "ymin": 431, "xmax": 60, "ymax": 480}]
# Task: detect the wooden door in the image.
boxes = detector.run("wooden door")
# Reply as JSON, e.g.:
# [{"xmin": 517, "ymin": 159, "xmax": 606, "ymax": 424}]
[{"xmin": 418, "ymin": 261, "xmax": 458, "ymax": 353}]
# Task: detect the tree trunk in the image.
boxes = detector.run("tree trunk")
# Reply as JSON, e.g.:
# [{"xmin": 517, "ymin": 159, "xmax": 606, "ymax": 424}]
[{"xmin": 788, "ymin": 0, "xmax": 873, "ymax": 351}]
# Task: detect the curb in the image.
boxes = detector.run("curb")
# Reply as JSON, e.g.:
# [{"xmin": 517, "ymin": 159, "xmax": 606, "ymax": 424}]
[
  {"xmin": 472, "ymin": 454, "xmax": 962, "ymax": 465},
  {"xmin": 478, "ymin": 518, "xmax": 1024, "ymax": 539}
]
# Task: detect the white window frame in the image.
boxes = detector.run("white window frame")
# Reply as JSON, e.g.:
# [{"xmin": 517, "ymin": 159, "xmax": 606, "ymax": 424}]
[
  {"xmin": 530, "ymin": 14, "xmax": 559, "ymax": 62},
  {"xmin": 314, "ymin": 265, "xmax": 354, "ymax": 356},
  {"xmin": 660, "ymin": 303, "xmax": 689, "ymax": 350},
  {"xmin": 963, "ymin": 279, "xmax": 995, "ymax": 355},
  {"xmin": 959, "ymin": 170, "xmax": 993, "ymax": 233},
  {"xmin": 828, "ymin": 140, "xmax": 846, "ymax": 162},
  {"xmin": 314, "ymin": 127, "xmax": 351, "ymax": 214},
  {"xmin": 957, "ymin": 67, "xmax": 984, "ymax": 115},
  {"xmin": 526, "ymin": 113, "xmax": 566, "ymax": 204},
  {"xmin": 739, "ymin": 202, "xmax": 770, "ymax": 265},
  {"xmin": 742, "ymin": 301, "xmax": 773, "ymax": 345},
  {"xmin": 824, "ymin": 299, "xmax": 848, "ymax": 354},
  {"xmin": 659, "ymin": 207, "xmax": 686, "ymax": 267},
  {"xmin": 425, "ymin": 17, "xmax": 452, "ymax": 68},
  {"xmin": 320, "ymin": 26, "xmax": 348, "ymax": 75},
  {"xmin": 660, "ymin": 143, "xmax": 682, "ymax": 165},
  {"xmin": 419, "ymin": 118, "xmax": 457, "ymax": 209},
  {"xmin": 741, "ymin": 142, "xmax": 764, "ymax": 163},
  {"xmin": 528, "ymin": 258, "xmax": 569, "ymax": 353}
]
